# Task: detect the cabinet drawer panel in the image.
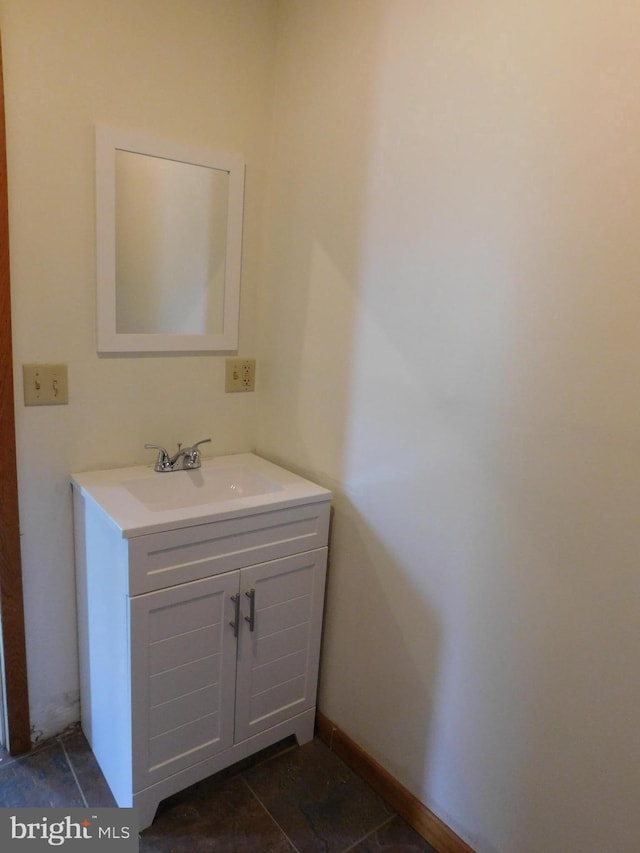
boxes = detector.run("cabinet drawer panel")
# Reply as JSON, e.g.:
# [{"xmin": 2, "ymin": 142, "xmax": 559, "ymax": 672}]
[
  {"xmin": 150, "ymin": 684, "xmax": 220, "ymax": 737},
  {"xmin": 149, "ymin": 626, "xmax": 221, "ymax": 675},
  {"xmin": 150, "ymin": 654, "xmax": 220, "ymax": 705},
  {"xmin": 128, "ymin": 502, "xmax": 330, "ymax": 594},
  {"xmin": 149, "ymin": 713, "xmax": 221, "ymax": 770}
]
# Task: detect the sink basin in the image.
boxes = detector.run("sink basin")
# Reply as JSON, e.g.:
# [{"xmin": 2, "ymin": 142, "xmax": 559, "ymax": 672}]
[{"xmin": 124, "ymin": 465, "xmax": 283, "ymax": 511}]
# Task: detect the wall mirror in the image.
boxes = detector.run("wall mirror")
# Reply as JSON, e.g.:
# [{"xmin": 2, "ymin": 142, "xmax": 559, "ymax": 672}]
[{"xmin": 95, "ymin": 124, "xmax": 245, "ymax": 353}]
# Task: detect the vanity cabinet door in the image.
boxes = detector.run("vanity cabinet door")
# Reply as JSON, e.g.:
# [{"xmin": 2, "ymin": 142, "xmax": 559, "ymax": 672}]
[
  {"xmin": 130, "ymin": 570, "xmax": 239, "ymax": 792},
  {"xmin": 234, "ymin": 548, "xmax": 327, "ymax": 742}
]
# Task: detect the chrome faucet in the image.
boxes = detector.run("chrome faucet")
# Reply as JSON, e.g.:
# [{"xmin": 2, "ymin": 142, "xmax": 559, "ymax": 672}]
[{"xmin": 145, "ymin": 438, "xmax": 211, "ymax": 472}]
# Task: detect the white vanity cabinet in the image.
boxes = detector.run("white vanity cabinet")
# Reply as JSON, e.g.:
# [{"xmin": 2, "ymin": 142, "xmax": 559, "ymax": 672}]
[
  {"xmin": 71, "ymin": 454, "xmax": 331, "ymax": 830},
  {"xmin": 129, "ymin": 547, "xmax": 327, "ymax": 797}
]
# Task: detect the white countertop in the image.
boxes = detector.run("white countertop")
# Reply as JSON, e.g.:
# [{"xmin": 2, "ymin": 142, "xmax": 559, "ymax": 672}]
[{"xmin": 71, "ymin": 453, "xmax": 331, "ymax": 538}]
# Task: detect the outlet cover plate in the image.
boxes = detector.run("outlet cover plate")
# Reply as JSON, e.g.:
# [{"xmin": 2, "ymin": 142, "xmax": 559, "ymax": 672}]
[{"xmin": 225, "ymin": 357, "xmax": 255, "ymax": 392}]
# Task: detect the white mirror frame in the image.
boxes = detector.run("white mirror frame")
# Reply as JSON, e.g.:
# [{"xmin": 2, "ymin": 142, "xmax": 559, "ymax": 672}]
[{"xmin": 95, "ymin": 124, "xmax": 245, "ymax": 353}]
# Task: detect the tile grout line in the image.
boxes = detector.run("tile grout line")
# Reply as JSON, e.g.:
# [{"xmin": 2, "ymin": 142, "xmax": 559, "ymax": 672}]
[
  {"xmin": 59, "ymin": 737, "xmax": 88, "ymax": 808},
  {"xmin": 239, "ymin": 774, "xmax": 302, "ymax": 853},
  {"xmin": 341, "ymin": 814, "xmax": 398, "ymax": 853}
]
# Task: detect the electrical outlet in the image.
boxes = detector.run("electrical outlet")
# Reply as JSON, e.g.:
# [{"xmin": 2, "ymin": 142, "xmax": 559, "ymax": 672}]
[
  {"xmin": 225, "ymin": 357, "xmax": 256, "ymax": 392},
  {"xmin": 23, "ymin": 364, "xmax": 69, "ymax": 406}
]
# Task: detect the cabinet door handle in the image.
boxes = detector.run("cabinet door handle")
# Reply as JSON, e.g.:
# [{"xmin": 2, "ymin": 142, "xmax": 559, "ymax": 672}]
[
  {"xmin": 244, "ymin": 588, "xmax": 256, "ymax": 632},
  {"xmin": 229, "ymin": 594, "xmax": 240, "ymax": 637}
]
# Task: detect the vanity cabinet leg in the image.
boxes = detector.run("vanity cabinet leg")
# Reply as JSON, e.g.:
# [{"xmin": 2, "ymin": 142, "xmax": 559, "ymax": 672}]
[
  {"xmin": 133, "ymin": 791, "xmax": 161, "ymax": 833},
  {"xmin": 294, "ymin": 709, "xmax": 316, "ymax": 746}
]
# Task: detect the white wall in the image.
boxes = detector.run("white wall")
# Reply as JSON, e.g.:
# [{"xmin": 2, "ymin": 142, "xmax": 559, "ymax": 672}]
[
  {"xmin": 4, "ymin": 2, "xmax": 640, "ymax": 851},
  {"xmin": 257, "ymin": 2, "xmax": 640, "ymax": 852},
  {"xmin": 0, "ymin": 0, "xmax": 277, "ymax": 739}
]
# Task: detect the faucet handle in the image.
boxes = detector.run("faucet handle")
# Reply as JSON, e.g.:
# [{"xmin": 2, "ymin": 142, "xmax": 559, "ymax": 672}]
[
  {"xmin": 145, "ymin": 443, "xmax": 172, "ymax": 472},
  {"xmin": 182, "ymin": 438, "xmax": 212, "ymax": 469}
]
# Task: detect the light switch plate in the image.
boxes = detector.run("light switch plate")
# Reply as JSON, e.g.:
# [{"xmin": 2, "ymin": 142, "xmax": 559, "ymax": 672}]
[
  {"xmin": 225, "ymin": 357, "xmax": 256, "ymax": 392},
  {"xmin": 23, "ymin": 364, "xmax": 69, "ymax": 406}
]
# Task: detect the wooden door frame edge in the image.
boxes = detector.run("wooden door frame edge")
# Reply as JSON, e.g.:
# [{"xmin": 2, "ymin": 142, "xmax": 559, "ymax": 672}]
[{"xmin": 0, "ymin": 30, "xmax": 31, "ymax": 755}]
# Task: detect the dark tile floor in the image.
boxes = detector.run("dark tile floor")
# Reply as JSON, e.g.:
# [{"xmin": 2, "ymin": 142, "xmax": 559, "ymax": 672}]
[{"xmin": 0, "ymin": 725, "xmax": 436, "ymax": 852}]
